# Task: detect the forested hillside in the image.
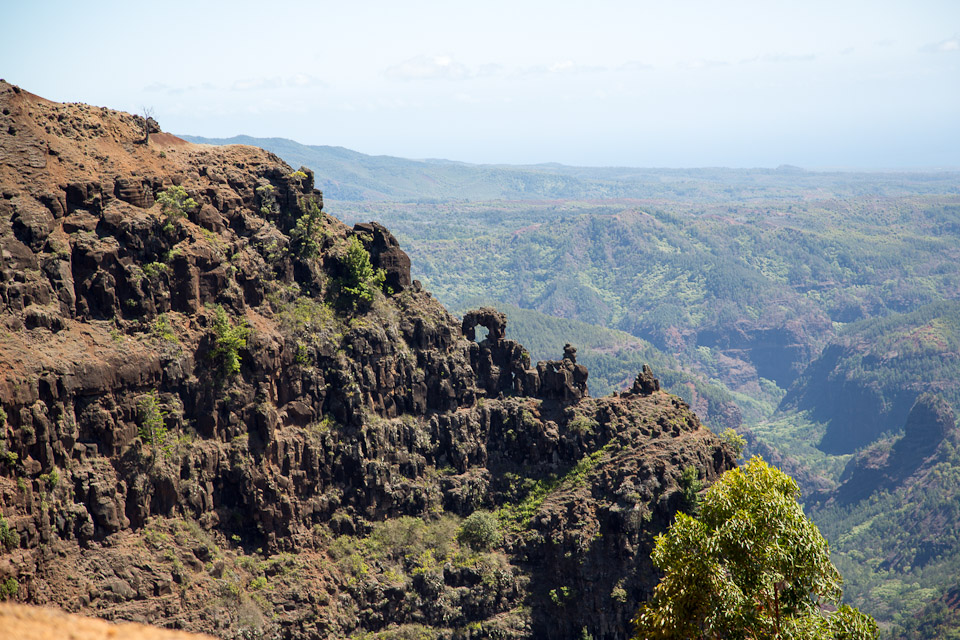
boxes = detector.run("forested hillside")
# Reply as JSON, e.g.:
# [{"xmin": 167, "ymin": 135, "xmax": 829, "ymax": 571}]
[{"xmin": 193, "ymin": 136, "xmax": 960, "ymax": 637}]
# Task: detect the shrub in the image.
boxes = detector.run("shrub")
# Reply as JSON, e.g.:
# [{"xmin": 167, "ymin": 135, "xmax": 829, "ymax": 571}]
[
  {"xmin": 338, "ymin": 235, "xmax": 385, "ymax": 308},
  {"xmin": 151, "ymin": 313, "xmax": 178, "ymax": 343},
  {"xmin": 0, "ymin": 516, "xmax": 19, "ymax": 551},
  {"xmin": 39, "ymin": 468, "xmax": 59, "ymax": 488},
  {"xmin": 290, "ymin": 196, "xmax": 323, "ymax": 259},
  {"xmin": 255, "ymin": 184, "xmax": 277, "ymax": 216},
  {"xmin": 289, "ymin": 170, "xmax": 308, "ymax": 188},
  {"xmin": 719, "ymin": 427, "xmax": 746, "ymax": 457},
  {"xmin": 0, "ymin": 577, "xmax": 17, "ymax": 600},
  {"xmin": 138, "ymin": 390, "xmax": 168, "ymax": 450},
  {"xmin": 156, "ymin": 185, "xmax": 197, "ymax": 231},
  {"xmin": 210, "ymin": 305, "xmax": 250, "ymax": 377},
  {"xmin": 679, "ymin": 465, "xmax": 703, "ymax": 514},
  {"xmin": 457, "ymin": 510, "xmax": 502, "ymax": 551},
  {"xmin": 568, "ymin": 415, "xmax": 598, "ymax": 435}
]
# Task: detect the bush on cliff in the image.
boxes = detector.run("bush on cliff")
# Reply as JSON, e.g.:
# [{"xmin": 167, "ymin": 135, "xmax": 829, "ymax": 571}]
[
  {"xmin": 210, "ymin": 305, "xmax": 250, "ymax": 377},
  {"xmin": 633, "ymin": 457, "xmax": 877, "ymax": 640},
  {"xmin": 156, "ymin": 185, "xmax": 197, "ymax": 232},
  {"xmin": 290, "ymin": 195, "xmax": 324, "ymax": 259},
  {"xmin": 457, "ymin": 511, "xmax": 502, "ymax": 551},
  {"xmin": 337, "ymin": 235, "xmax": 386, "ymax": 309}
]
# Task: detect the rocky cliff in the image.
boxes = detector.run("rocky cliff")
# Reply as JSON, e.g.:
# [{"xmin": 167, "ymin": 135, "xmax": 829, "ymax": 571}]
[{"xmin": 0, "ymin": 81, "xmax": 736, "ymax": 640}]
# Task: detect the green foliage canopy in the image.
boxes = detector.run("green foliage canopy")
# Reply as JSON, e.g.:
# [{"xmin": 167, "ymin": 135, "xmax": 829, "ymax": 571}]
[
  {"xmin": 457, "ymin": 510, "xmax": 502, "ymax": 551},
  {"xmin": 290, "ymin": 196, "xmax": 324, "ymax": 259},
  {"xmin": 137, "ymin": 390, "xmax": 169, "ymax": 456},
  {"xmin": 633, "ymin": 457, "xmax": 877, "ymax": 640},
  {"xmin": 210, "ymin": 305, "xmax": 250, "ymax": 377},
  {"xmin": 338, "ymin": 235, "xmax": 386, "ymax": 308},
  {"xmin": 156, "ymin": 185, "xmax": 198, "ymax": 231}
]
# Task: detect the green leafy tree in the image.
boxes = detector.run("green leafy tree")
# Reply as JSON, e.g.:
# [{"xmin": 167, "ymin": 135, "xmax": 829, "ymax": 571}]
[
  {"xmin": 290, "ymin": 196, "xmax": 324, "ymax": 259},
  {"xmin": 338, "ymin": 235, "xmax": 386, "ymax": 308},
  {"xmin": 137, "ymin": 390, "xmax": 169, "ymax": 457},
  {"xmin": 156, "ymin": 185, "xmax": 198, "ymax": 232},
  {"xmin": 633, "ymin": 457, "xmax": 877, "ymax": 640},
  {"xmin": 210, "ymin": 305, "xmax": 250, "ymax": 377},
  {"xmin": 457, "ymin": 510, "xmax": 502, "ymax": 550}
]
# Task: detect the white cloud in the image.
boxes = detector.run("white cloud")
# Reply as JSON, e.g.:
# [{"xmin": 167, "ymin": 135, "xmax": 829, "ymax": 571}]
[
  {"xmin": 232, "ymin": 77, "xmax": 282, "ymax": 91},
  {"xmin": 921, "ymin": 35, "xmax": 960, "ymax": 53},
  {"xmin": 230, "ymin": 76, "xmax": 327, "ymax": 91},
  {"xmin": 737, "ymin": 53, "xmax": 816, "ymax": 65},
  {"xmin": 683, "ymin": 59, "xmax": 730, "ymax": 69},
  {"xmin": 620, "ymin": 61, "xmax": 654, "ymax": 71},
  {"xmin": 384, "ymin": 55, "xmax": 470, "ymax": 80},
  {"xmin": 522, "ymin": 60, "xmax": 606, "ymax": 76}
]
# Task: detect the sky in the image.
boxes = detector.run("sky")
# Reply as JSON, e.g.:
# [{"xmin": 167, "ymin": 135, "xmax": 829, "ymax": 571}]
[{"xmin": 2, "ymin": 0, "xmax": 959, "ymax": 168}]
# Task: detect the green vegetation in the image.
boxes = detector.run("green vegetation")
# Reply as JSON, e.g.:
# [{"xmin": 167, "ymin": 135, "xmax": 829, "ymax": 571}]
[
  {"xmin": 811, "ymin": 439, "xmax": 960, "ymax": 630},
  {"xmin": 0, "ymin": 515, "xmax": 19, "ymax": 551},
  {"xmin": 678, "ymin": 465, "xmax": 702, "ymax": 514},
  {"xmin": 39, "ymin": 468, "xmax": 59, "ymax": 488},
  {"xmin": 156, "ymin": 185, "xmax": 198, "ymax": 231},
  {"xmin": 137, "ymin": 390, "xmax": 169, "ymax": 452},
  {"xmin": 633, "ymin": 457, "xmax": 877, "ymax": 639},
  {"xmin": 498, "ymin": 444, "xmax": 612, "ymax": 532},
  {"xmin": 337, "ymin": 235, "xmax": 386, "ymax": 308},
  {"xmin": 210, "ymin": 305, "xmax": 250, "ymax": 377},
  {"xmin": 890, "ymin": 597, "xmax": 960, "ymax": 640},
  {"xmin": 783, "ymin": 300, "xmax": 960, "ymax": 452},
  {"xmin": 0, "ymin": 577, "xmax": 17, "ymax": 600},
  {"xmin": 255, "ymin": 183, "xmax": 277, "ymax": 216},
  {"xmin": 457, "ymin": 511, "xmax": 502, "ymax": 551},
  {"xmin": 141, "ymin": 261, "xmax": 170, "ymax": 279},
  {"xmin": 150, "ymin": 312, "xmax": 178, "ymax": 343},
  {"xmin": 290, "ymin": 195, "xmax": 324, "ymax": 258},
  {"xmin": 325, "ymin": 514, "xmax": 510, "ymax": 604},
  {"xmin": 718, "ymin": 428, "xmax": 746, "ymax": 458}
]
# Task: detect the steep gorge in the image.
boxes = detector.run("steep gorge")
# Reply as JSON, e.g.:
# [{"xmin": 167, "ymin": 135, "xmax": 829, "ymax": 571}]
[{"xmin": 0, "ymin": 82, "xmax": 736, "ymax": 639}]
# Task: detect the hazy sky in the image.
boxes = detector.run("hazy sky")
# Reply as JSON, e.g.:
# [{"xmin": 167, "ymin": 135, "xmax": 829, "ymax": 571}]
[{"xmin": 3, "ymin": 0, "xmax": 959, "ymax": 168}]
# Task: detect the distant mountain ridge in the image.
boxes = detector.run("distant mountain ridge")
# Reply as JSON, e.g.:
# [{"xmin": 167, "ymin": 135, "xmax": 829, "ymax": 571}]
[{"xmin": 180, "ymin": 135, "xmax": 960, "ymax": 203}]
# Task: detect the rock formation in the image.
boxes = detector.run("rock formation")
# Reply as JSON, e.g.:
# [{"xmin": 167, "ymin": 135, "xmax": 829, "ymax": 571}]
[{"xmin": 0, "ymin": 81, "xmax": 736, "ymax": 640}]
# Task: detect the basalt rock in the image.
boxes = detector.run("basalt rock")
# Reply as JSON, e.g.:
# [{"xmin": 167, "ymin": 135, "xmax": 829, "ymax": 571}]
[
  {"xmin": 353, "ymin": 221, "xmax": 411, "ymax": 292},
  {"xmin": 629, "ymin": 365, "xmax": 660, "ymax": 396},
  {"xmin": 0, "ymin": 82, "xmax": 736, "ymax": 640}
]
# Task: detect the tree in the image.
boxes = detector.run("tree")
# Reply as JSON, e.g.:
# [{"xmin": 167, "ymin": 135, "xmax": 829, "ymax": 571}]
[
  {"xmin": 156, "ymin": 185, "xmax": 197, "ymax": 232},
  {"xmin": 210, "ymin": 305, "xmax": 250, "ymax": 377},
  {"xmin": 633, "ymin": 457, "xmax": 877, "ymax": 640},
  {"xmin": 338, "ymin": 235, "xmax": 386, "ymax": 308},
  {"xmin": 140, "ymin": 105, "xmax": 157, "ymax": 144},
  {"xmin": 290, "ymin": 195, "xmax": 324, "ymax": 258}
]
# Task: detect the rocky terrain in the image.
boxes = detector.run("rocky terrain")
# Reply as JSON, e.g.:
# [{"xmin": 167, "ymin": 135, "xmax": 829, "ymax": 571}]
[{"xmin": 0, "ymin": 81, "xmax": 736, "ymax": 639}]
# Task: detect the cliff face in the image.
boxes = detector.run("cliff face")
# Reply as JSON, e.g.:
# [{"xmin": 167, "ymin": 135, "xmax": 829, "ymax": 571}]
[
  {"xmin": 0, "ymin": 81, "xmax": 735, "ymax": 640},
  {"xmin": 831, "ymin": 394, "xmax": 958, "ymax": 506}
]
